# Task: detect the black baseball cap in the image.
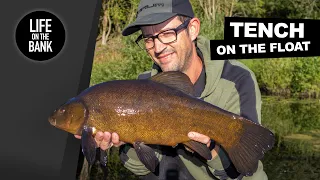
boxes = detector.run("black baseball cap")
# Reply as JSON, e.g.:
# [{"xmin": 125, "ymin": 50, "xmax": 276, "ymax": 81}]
[{"xmin": 122, "ymin": 0, "xmax": 194, "ymax": 36}]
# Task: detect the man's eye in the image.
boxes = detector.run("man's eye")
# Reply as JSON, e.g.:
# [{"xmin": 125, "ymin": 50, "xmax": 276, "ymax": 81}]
[
  {"xmin": 144, "ymin": 38, "xmax": 153, "ymax": 43},
  {"xmin": 160, "ymin": 31, "xmax": 175, "ymax": 37}
]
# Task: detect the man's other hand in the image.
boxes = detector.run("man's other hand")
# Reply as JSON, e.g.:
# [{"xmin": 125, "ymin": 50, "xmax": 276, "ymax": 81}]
[{"xmin": 74, "ymin": 132, "xmax": 125, "ymax": 150}]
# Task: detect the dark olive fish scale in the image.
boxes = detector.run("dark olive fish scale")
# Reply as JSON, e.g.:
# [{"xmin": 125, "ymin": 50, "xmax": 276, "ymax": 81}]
[{"xmin": 78, "ymin": 80, "xmax": 244, "ymax": 148}]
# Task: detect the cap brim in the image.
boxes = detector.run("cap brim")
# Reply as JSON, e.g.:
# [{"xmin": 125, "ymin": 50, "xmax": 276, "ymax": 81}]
[{"xmin": 122, "ymin": 13, "xmax": 178, "ymax": 36}]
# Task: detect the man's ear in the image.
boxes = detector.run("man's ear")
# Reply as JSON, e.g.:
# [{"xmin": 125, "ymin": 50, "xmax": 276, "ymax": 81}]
[{"xmin": 188, "ymin": 18, "xmax": 200, "ymax": 41}]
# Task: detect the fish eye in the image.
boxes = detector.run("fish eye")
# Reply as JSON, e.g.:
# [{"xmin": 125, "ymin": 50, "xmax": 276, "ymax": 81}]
[{"xmin": 59, "ymin": 108, "xmax": 66, "ymax": 113}]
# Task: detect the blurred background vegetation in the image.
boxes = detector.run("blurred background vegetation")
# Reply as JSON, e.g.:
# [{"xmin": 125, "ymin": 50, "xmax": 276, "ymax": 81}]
[
  {"xmin": 91, "ymin": 0, "xmax": 320, "ymax": 98},
  {"xmin": 77, "ymin": 0, "xmax": 320, "ymax": 179}
]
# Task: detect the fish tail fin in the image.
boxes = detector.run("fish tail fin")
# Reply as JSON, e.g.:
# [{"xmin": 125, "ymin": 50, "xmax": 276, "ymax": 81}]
[{"xmin": 225, "ymin": 120, "xmax": 275, "ymax": 176}]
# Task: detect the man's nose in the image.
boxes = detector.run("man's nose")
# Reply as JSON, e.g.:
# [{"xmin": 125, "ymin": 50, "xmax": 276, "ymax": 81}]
[{"xmin": 153, "ymin": 38, "xmax": 166, "ymax": 53}]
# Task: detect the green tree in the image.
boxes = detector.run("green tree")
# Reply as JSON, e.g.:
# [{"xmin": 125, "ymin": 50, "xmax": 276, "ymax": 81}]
[{"xmin": 233, "ymin": 0, "xmax": 266, "ymax": 17}]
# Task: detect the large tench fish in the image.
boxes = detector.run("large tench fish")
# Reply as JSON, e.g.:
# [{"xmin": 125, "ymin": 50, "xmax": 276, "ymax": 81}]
[{"xmin": 48, "ymin": 71, "xmax": 275, "ymax": 177}]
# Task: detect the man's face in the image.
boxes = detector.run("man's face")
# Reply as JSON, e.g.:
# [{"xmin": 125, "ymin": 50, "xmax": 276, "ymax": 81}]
[{"xmin": 141, "ymin": 17, "xmax": 193, "ymax": 72}]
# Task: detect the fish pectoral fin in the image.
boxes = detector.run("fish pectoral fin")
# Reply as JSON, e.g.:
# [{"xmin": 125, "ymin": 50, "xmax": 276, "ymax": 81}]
[
  {"xmin": 97, "ymin": 148, "xmax": 108, "ymax": 167},
  {"xmin": 81, "ymin": 126, "xmax": 98, "ymax": 165},
  {"xmin": 133, "ymin": 141, "xmax": 159, "ymax": 173},
  {"xmin": 97, "ymin": 148, "xmax": 108, "ymax": 179},
  {"xmin": 149, "ymin": 71, "xmax": 196, "ymax": 96},
  {"xmin": 183, "ymin": 140, "xmax": 212, "ymax": 160}
]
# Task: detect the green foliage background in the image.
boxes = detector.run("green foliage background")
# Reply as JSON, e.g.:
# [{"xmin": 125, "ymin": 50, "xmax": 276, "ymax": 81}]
[{"xmin": 91, "ymin": 0, "xmax": 320, "ymax": 98}]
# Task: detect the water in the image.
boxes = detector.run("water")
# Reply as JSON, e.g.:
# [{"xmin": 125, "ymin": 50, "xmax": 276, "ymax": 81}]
[
  {"xmin": 261, "ymin": 96, "xmax": 320, "ymax": 180},
  {"xmin": 80, "ymin": 96, "xmax": 320, "ymax": 179}
]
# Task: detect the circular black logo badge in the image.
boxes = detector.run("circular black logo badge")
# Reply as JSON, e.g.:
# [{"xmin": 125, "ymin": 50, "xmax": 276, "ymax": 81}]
[{"xmin": 15, "ymin": 10, "xmax": 65, "ymax": 61}]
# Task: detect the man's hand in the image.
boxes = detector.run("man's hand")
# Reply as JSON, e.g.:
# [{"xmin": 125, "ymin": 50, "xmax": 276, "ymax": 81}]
[
  {"xmin": 74, "ymin": 132, "xmax": 125, "ymax": 151},
  {"xmin": 188, "ymin": 131, "xmax": 220, "ymax": 159}
]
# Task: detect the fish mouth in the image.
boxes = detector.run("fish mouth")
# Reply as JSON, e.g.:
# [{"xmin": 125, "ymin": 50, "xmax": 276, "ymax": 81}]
[{"xmin": 48, "ymin": 118, "xmax": 56, "ymax": 126}]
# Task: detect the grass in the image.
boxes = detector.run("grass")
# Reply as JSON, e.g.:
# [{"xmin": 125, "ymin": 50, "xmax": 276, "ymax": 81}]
[{"xmin": 93, "ymin": 37, "xmax": 124, "ymax": 64}]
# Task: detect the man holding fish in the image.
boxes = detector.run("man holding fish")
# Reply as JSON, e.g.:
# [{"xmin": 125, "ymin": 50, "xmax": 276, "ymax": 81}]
[{"xmin": 74, "ymin": 0, "xmax": 269, "ymax": 179}]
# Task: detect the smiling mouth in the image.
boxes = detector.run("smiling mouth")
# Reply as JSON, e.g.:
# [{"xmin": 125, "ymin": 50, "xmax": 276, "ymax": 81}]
[
  {"xmin": 158, "ymin": 53, "xmax": 174, "ymax": 64},
  {"xmin": 158, "ymin": 52, "xmax": 172, "ymax": 58}
]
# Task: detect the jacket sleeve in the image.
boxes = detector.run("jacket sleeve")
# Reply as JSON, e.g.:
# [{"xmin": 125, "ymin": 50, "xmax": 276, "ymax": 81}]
[{"xmin": 206, "ymin": 71, "xmax": 266, "ymax": 179}]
